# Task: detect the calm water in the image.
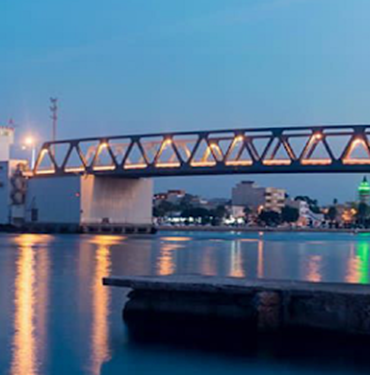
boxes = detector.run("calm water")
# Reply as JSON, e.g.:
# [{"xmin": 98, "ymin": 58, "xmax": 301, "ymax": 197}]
[{"xmin": 1, "ymin": 231, "xmax": 370, "ymax": 374}]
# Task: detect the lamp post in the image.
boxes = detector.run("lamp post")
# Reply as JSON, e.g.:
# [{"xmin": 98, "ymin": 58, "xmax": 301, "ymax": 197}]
[{"xmin": 22, "ymin": 136, "xmax": 36, "ymax": 169}]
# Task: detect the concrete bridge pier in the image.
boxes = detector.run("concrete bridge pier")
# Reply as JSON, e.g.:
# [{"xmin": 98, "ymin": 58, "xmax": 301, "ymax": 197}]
[{"xmin": 25, "ymin": 175, "xmax": 154, "ymax": 234}]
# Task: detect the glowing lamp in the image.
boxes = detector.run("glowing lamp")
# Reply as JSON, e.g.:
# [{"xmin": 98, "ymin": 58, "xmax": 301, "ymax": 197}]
[{"xmin": 24, "ymin": 136, "xmax": 34, "ymax": 146}]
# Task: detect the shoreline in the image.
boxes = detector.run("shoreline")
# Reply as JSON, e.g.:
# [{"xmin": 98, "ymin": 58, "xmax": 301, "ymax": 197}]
[
  {"xmin": 0, "ymin": 225, "xmax": 368, "ymax": 235},
  {"xmin": 157, "ymin": 225, "xmax": 370, "ymax": 233}
]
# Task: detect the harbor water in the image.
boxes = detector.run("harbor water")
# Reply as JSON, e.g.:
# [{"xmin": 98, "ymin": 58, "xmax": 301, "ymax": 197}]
[{"xmin": 1, "ymin": 231, "xmax": 370, "ymax": 374}]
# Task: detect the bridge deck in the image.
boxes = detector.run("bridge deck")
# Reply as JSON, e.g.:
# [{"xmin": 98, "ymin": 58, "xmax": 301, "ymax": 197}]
[{"xmin": 33, "ymin": 124, "xmax": 370, "ymax": 177}]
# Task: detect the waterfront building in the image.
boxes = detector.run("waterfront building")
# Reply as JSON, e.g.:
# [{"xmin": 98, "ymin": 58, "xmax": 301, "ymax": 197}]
[
  {"xmin": 0, "ymin": 125, "xmax": 28, "ymax": 225},
  {"xmin": 206, "ymin": 197, "xmax": 229, "ymax": 209},
  {"xmin": 230, "ymin": 205, "xmax": 245, "ymax": 219},
  {"xmin": 154, "ymin": 190, "xmax": 186, "ymax": 205},
  {"xmin": 358, "ymin": 176, "xmax": 370, "ymax": 204},
  {"xmin": 285, "ymin": 198, "xmax": 324, "ymax": 227},
  {"xmin": 341, "ymin": 204, "xmax": 357, "ymax": 224},
  {"xmin": 165, "ymin": 190, "xmax": 186, "ymax": 204},
  {"xmin": 154, "ymin": 190, "xmax": 208, "ymax": 209},
  {"xmin": 231, "ymin": 180, "xmax": 285, "ymax": 213},
  {"xmin": 0, "ymin": 160, "xmax": 28, "ymax": 225},
  {"xmin": 0, "ymin": 126, "xmax": 14, "ymax": 161},
  {"xmin": 231, "ymin": 181, "xmax": 265, "ymax": 209},
  {"xmin": 264, "ymin": 187, "xmax": 285, "ymax": 212}
]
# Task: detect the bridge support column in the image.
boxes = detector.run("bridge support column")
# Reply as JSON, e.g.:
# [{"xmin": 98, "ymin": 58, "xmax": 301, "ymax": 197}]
[
  {"xmin": 25, "ymin": 175, "xmax": 154, "ymax": 234},
  {"xmin": 80, "ymin": 176, "xmax": 153, "ymax": 233}
]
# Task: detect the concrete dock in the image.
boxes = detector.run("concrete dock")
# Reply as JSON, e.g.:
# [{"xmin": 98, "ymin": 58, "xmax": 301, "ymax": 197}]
[{"xmin": 103, "ymin": 275, "xmax": 370, "ymax": 336}]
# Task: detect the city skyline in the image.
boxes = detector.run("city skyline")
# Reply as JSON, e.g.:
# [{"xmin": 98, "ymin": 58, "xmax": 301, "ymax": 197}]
[{"xmin": 155, "ymin": 174, "xmax": 366, "ymax": 206}]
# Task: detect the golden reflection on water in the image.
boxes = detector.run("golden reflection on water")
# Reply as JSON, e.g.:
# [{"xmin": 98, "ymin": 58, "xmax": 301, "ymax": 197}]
[
  {"xmin": 156, "ymin": 243, "xmax": 184, "ymax": 275},
  {"xmin": 89, "ymin": 235, "xmax": 126, "ymax": 246},
  {"xmin": 160, "ymin": 236, "xmax": 191, "ymax": 242},
  {"xmin": 34, "ymin": 242, "xmax": 49, "ymax": 367},
  {"xmin": 11, "ymin": 238, "xmax": 36, "ymax": 375},
  {"xmin": 10, "ymin": 234, "xmax": 52, "ymax": 375},
  {"xmin": 306, "ymin": 255, "xmax": 323, "ymax": 283},
  {"xmin": 201, "ymin": 247, "xmax": 217, "ymax": 276},
  {"xmin": 90, "ymin": 236, "xmax": 113, "ymax": 375},
  {"xmin": 346, "ymin": 244, "xmax": 358, "ymax": 283},
  {"xmin": 229, "ymin": 241, "xmax": 244, "ymax": 278},
  {"xmin": 257, "ymin": 240, "xmax": 264, "ymax": 278}
]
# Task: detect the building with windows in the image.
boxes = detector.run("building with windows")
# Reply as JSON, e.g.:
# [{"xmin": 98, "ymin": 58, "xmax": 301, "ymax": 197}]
[
  {"xmin": 231, "ymin": 181, "xmax": 265, "ymax": 210},
  {"xmin": 264, "ymin": 187, "xmax": 285, "ymax": 212},
  {"xmin": 231, "ymin": 180, "xmax": 286, "ymax": 213},
  {"xmin": 285, "ymin": 198, "xmax": 324, "ymax": 227},
  {"xmin": 0, "ymin": 125, "xmax": 27, "ymax": 225},
  {"xmin": 0, "ymin": 160, "xmax": 28, "ymax": 225},
  {"xmin": 0, "ymin": 126, "xmax": 14, "ymax": 161}
]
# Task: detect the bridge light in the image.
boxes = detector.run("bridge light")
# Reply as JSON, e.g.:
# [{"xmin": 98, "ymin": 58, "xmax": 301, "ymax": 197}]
[
  {"xmin": 314, "ymin": 132, "xmax": 322, "ymax": 140},
  {"xmin": 24, "ymin": 136, "xmax": 35, "ymax": 146},
  {"xmin": 22, "ymin": 136, "xmax": 37, "ymax": 169},
  {"xmin": 100, "ymin": 142, "xmax": 108, "ymax": 149},
  {"xmin": 353, "ymin": 137, "xmax": 364, "ymax": 145},
  {"xmin": 235, "ymin": 135, "xmax": 244, "ymax": 142}
]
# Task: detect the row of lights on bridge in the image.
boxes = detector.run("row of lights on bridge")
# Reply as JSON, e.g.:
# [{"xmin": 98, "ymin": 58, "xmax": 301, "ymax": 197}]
[{"xmin": 33, "ymin": 131, "xmax": 370, "ymax": 173}]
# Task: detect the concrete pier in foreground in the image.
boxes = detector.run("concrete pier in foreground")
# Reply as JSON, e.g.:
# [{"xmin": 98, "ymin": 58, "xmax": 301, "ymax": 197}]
[{"xmin": 103, "ymin": 275, "xmax": 370, "ymax": 336}]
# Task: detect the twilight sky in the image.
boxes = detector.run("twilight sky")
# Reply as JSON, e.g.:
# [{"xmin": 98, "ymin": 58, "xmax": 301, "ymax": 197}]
[{"xmin": 2, "ymin": 0, "xmax": 370, "ymax": 203}]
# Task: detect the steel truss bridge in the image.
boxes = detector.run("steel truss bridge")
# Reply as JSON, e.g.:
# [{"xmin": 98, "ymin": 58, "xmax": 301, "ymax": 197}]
[{"xmin": 33, "ymin": 125, "xmax": 370, "ymax": 177}]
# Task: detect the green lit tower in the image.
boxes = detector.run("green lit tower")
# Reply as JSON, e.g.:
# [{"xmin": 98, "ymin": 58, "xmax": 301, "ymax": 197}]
[{"xmin": 358, "ymin": 176, "xmax": 370, "ymax": 204}]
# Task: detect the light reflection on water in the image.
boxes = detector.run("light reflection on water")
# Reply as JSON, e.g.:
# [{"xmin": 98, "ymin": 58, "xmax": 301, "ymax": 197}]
[
  {"xmin": 229, "ymin": 240, "xmax": 244, "ymax": 278},
  {"xmin": 89, "ymin": 236, "xmax": 114, "ymax": 375},
  {"xmin": 305, "ymin": 255, "xmax": 323, "ymax": 282},
  {"xmin": 10, "ymin": 235, "xmax": 53, "ymax": 375},
  {"xmin": 11, "ymin": 235, "xmax": 37, "ymax": 375},
  {"xmin": 2, "ymin": 231, "xmax": 370, "ymax": 374}
]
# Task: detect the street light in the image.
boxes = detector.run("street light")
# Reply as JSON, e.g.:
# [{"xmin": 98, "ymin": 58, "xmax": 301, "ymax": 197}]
[{"xmin": 22, "ymin": 136, "xmax": 36, "ymax": 169}]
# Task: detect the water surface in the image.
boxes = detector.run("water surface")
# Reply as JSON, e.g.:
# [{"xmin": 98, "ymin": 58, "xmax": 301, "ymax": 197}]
[{"xmin": 1, "ymin": 231, "xmax": 370, "ymax": 374}]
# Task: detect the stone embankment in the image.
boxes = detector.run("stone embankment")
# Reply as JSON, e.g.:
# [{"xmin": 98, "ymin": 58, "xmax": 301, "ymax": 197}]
[{"xmin": 103, "ymin": 275, "xmax": 370, "ymax": 336}]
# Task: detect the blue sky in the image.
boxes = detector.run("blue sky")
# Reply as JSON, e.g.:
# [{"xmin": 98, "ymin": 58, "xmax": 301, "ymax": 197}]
[{"xmin": 2, "ymin": 0, "xmax": 370, "ymax": 203}]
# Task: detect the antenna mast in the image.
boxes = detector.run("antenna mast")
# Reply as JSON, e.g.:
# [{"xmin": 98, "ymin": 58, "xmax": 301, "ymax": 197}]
[{"xmin": 50, "ymin": 97, "xmax": 58, "ymax": 155}]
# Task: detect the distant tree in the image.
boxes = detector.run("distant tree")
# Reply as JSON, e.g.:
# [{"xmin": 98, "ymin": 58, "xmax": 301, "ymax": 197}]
[
  {"xmin": 258, "ymin": 210, "xmax": 281, "ymax": 226},
  {"xmin": 327, "ymin": 206, "xmax": 337, "ymax": 222},
  {"xmin": 210, "ymin": 205, "xmax": 227, "ymax": 225},
  {"xmin": 295, "ymin": 195, "xmax": 321, "ymax": 214},
  {"xmin": 153, "ymin": 201, "xmax": 177, "ymax": 217},
  {"xmin": 281, "ymin": 206, "xmax": 299, "ymax": 223},
  {"xmin": 153, "ymin": 206, "xmax": 160, "ymax": 217},
  {"xmin": 243, "ymin": 206, "xmax": 252, "ymax": 222},
  {"xmin": 181, "ymin": 207, "xmax": 212, "ymax": 225},
  {"xmin": 179, "ymin": 194, "xmax": 193, "ymax": 210},
  {"xmin": 333, "ymin": 198, "xmax": 338, "ymax": 205}
]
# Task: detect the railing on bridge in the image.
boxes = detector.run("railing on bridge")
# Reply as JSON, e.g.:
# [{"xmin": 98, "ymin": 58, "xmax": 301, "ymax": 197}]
[{"xmin": 33, "ymin": 125, "xmax": 370, "ymax": 177}]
